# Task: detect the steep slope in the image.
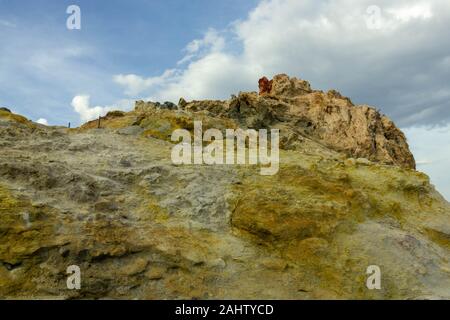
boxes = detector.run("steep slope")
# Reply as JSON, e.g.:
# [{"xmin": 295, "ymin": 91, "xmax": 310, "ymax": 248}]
[{"xmin": 0, "ymin": 77, "xmax": 448, "ymax": 299}]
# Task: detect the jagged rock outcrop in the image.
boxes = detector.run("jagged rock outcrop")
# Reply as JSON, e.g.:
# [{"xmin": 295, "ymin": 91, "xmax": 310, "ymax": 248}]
[
  {"xmin": 135, "ymin": 100, "xmax": 177, "ymax": 112},
  {"xmin": 258, "ymin": 76, "xmax": 273, "ymax": 95},
  {"xmin": 270, "ymin": 73, "xmax": 312, "ymax": 97},
  {"xmin": 181, "ymin": 74, "xmax": 415, "ymax": 169},
  {"xmin": 0, "ymin": 76, "xmax": 448, "ymax": 300}
]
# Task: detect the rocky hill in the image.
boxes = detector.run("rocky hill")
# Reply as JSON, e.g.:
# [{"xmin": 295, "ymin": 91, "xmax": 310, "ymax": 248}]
[{"xmin": 0, "ymin": 75, "xmax": 449, "ymax": 299}]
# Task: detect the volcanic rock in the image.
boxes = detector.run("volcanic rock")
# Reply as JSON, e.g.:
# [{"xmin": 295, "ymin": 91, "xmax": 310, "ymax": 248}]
[
  {"xmin": 0, "ymin": 75, "xmax": 448, "ymax": 300},
  {"xmin": 258, "ymin": 76, "xmax": 273, "ymax": 95}
]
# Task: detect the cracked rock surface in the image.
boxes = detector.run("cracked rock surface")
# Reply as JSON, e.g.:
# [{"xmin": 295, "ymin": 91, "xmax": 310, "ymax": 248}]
[{"xmin": 0, "ymin": 77, "xmax": 448, "ymax": 299}]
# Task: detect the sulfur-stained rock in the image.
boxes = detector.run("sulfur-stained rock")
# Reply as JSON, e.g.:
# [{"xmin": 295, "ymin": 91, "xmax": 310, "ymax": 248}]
[
  {"xmin": 145, "ymin": 266, "xmax": 166, "ymax": 280},
  {"xmin": 94, "ymin": 199, "xmax": 119, "ymax": 212},
  {"xmin": 0, "ymin": 76, "xmax": 448, "ymax": 300},
  {"xmin": 118, "ymin": 258, "xmax": 148, "ymax": 276},
  {"xmin": 344, "ymin": 158, "xmax": 357, "ymax": 166},
  {"xmin": 356, "ymin": 158, "xmax": 371, "ymax": 165}
]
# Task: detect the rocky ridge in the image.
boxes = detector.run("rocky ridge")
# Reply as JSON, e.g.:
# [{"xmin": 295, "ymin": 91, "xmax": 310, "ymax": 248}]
[
  {"xmin": 173, "ymin": 74, "xmax": 415, "ymax": 169},
  {"xmin": 0, "ymin": 76, "xmax": 448, "ymax": 300}
]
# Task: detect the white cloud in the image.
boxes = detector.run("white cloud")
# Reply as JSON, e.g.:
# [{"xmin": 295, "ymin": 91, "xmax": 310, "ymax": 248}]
[
  {"xmin": 70, "ymin": 95, "xmax": 134, "ymax": 123},
  {"xmin": 387, "ymin": 3, "xmax": 433, "ymax": 23},
  {"xmin": 113, "ymin": 69, "xmax": 179, "ymax": 96},
  {"xmin": 111, "ymin": 0, "xmax": 450, "ymax": 199},
  {"xmin": 36, "ymin": 118, "xmax": 48, "ymax": 125},
  {"xmin": 71, "ymin": 95, "xmax": 112, "ymax": 122}
]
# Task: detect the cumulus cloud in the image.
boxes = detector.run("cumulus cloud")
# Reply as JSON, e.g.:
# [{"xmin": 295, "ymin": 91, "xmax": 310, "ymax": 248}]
[
  {"xmin": 177, "ymin": 28, "xmax": 226, "ymax": 65},
  {"xmin": 71, "ymin": 95, "xmax": 112, "ymax": 122},
  {"xmin": 114, "ymin": 0, "xmax": 450, "ymax": 127},
  {"xmin": 36, "ymin": 118, "xmax": 48, "ymax": 125},
  {"xmin": 113, "ymin": 69, "xmax": 179, "ymax": 96}
]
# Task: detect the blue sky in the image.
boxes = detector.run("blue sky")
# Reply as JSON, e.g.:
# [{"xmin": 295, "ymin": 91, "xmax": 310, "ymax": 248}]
[
  {"xmin": 1, "ymin": 0, "xmax": 449, "ymax": 200},
  {"xmin": 0, "ymin": 0, "xmax": 258, "ymax": 124}
]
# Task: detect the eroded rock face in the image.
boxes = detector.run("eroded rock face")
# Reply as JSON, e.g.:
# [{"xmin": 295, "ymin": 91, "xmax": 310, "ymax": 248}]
[
  {"xmin": 0, "ymin": 77, "xmax": 446, "ymax": 300},
  {"xmin": 180, "ymin": 74, "xmax": 415, "ymax": 169},
  {"xmin": 270, "ymin": 73, "xmax": 312, "ymax": 97}
]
